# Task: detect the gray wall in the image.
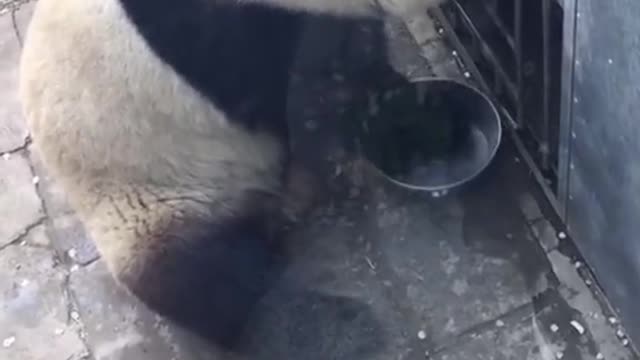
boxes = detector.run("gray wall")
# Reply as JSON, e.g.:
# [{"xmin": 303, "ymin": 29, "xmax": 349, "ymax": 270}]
[{"xmin": 564, "ymin": 0, "xmax": 640, "ymax": 345}]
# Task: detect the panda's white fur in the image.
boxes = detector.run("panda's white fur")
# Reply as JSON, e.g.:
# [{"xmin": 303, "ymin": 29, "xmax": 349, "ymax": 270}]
[{"xmin": 19, "ymin": 0, "xmax": 444, "ymax": 349}]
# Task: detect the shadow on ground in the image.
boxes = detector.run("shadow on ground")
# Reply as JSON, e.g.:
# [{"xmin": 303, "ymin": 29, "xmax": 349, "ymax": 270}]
[{"xmin": 228, "ymin": 14, "xmax": 558, "ymax": 360}]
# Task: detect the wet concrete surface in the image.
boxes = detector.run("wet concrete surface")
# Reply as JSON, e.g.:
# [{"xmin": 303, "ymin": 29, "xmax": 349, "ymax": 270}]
[{"xmin": 0, "ymin": 2, "xmax": 638, "ymax": 359}]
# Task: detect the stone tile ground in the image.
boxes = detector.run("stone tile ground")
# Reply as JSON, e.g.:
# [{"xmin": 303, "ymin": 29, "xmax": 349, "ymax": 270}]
[{"xmin": 0, "ymin": 2, "xmax": 638, "ymax": 360}]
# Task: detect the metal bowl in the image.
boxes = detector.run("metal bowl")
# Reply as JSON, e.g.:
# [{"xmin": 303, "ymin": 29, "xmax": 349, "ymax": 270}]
[{"xmin": 358, "ymin": 77, "xmax": 502, "ymax": 192}]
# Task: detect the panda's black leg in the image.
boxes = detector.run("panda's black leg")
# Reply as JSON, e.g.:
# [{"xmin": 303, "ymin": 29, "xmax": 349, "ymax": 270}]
[{"xmin": 116, "ymin": 209, "xmax": 285, "ymax": 350}]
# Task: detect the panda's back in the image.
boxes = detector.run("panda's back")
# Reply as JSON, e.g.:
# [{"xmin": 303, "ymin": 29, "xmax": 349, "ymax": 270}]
[
  {"xmin": 119, "ymin": 0, "xmax": 304, "ymax": 134},
  {"xmin": 19, "ymin": 0, "xmax": 299, "ymax": 194}
]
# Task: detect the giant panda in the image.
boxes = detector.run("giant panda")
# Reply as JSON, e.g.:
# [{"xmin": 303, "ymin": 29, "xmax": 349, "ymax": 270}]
[{"xmin": 19, "ymin": 0, "xmax": 445, "ymax": 350}]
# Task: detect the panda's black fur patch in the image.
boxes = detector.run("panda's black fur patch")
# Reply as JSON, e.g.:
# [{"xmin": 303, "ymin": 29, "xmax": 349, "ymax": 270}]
[
  {"xmin": 118, "ymin": 204, "xmax": 287, "ymax": 349},
  {"xmin": 119, "ymin": 0, "xmax": 304, "ymax": 141}
]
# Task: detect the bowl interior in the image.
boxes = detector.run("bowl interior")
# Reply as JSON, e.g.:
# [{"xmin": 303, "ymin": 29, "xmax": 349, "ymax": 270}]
[{"xmin": 359, "ymin": 78, "xmax": 502, "ymax": 191}]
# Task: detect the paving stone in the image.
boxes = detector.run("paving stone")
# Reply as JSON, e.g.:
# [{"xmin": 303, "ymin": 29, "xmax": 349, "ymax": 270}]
[
  {"xmin": 48, "ymin": 214, "xmax": 99, "ymax": 265},
  {"xmin": 419, "ymin": 39, "xmax": 462, "ymax": 78},
  {"xmin": 0, "ymin": 152, "xmax": 43, "ymax": 247},
  {"xmin": 404, "ymin": 13, "xmax": 463, "ymax": 78},
  {"xmin": 372, "ymin": 196, "xmax": 538, "ymax": 344},
  {"xmin": 28, "ymin": 148, "xmax": 99, "ymax": 263},
  {"xmin": 546, "ymin": 250, "xmax": 638, "ymax": 360},
  {"xmin": 519, "ymin": 193, "xmax": 545, "ymax": 222},
  {"xmin": 429, "ymin": 310, "xmax": 542, "ymax": 360},
  {"xmin": 22, "ymin": 222, "xmax": 49, "ymax": 247},
  {"xmin": 69, "ymin": 260, "xmax": 222, "ymax": 360},
  {"xmin": 405, "ymin": 14, "xmax": 440, "ymax": 46},
  {"xmin": 384, "ymin": 19, "xmax": 433, "ymax": 78},
  {"xmin": 428, "ymin": 300, "xmax": 607, "ymax": 360},
  {"xmin": 29, "ymin": 150, "xmax": 99, "ymax": 264},
  {"xmin": 530, "ymin": 218, "xmax": 560, "ymax": 253},
  {"xmin": 0, "ymin": 245, "xmax": 88, "ymax": 360},
  {"xmin": 531, "ymin": 294, "xmax": 623, "ymax": 360},
  {"xmin": 240, "ymin": 218, "xmax": 406, "ymax": 360},
  {"xmin": 235, "ymin": 176, "xmax": 550, "ymax": 359},
  {"xmin": 0, "ymin": 11, "xmax": 28, "ymax": 153},
  {"xmin": 12, "ymin": 0, "xmax": 36, "ymax": 47},
  {"xmin": 30, "ymin": 149, "xmax": 76, "ymax": 216},
  {"xmin": 0, "ymin": 0, "xmax": 31, "ymax": 15}
]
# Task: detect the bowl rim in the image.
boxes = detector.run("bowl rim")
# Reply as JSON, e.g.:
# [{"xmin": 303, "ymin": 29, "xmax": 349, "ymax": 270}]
[{"xmin": 366, "ymin": 76, "xmax": 503, "ymax": 192}]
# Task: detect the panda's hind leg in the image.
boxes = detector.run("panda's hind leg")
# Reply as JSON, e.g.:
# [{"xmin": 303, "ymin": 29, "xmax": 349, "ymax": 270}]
[{"xmin": 100, "ymin": 192, "xmax": 286, "ymax": 350}]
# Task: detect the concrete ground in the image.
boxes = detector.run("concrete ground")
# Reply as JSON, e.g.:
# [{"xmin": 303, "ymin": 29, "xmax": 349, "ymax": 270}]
[{"xmin": 0, "ymin": 1, "xmax": 638, "ymax": 360}]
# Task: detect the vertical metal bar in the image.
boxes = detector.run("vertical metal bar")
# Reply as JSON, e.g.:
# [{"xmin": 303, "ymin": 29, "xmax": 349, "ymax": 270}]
[
  {"xmin": 453, "ymin": 2, "xmax": 518, "ymax": 100},
  {"xmin": 540, "ymin": 0, "xmax": 552, "ymax": 171},
  {"xmin": 557, "ymin": 0, "xmax": 579, "ymax": 221},
  {"xmin": 432, "ymin": 7, "xmax": 493, "ymax": 93},
  {"xmin": 484, "ymin": 2, "xmax": 516, "ymax": 50},
  {"xmin": 436, "ymin": 0, "xmax": 566, "ymax": 216},
  {"xmin": 513, "ymin": 0, "xmax": 524, "ymax": 128}
]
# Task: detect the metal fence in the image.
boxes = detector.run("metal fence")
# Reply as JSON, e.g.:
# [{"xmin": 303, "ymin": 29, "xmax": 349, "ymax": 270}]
[{"xmin": 432, "ymin": 0, "xmax": 565, "ymax": 207}]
